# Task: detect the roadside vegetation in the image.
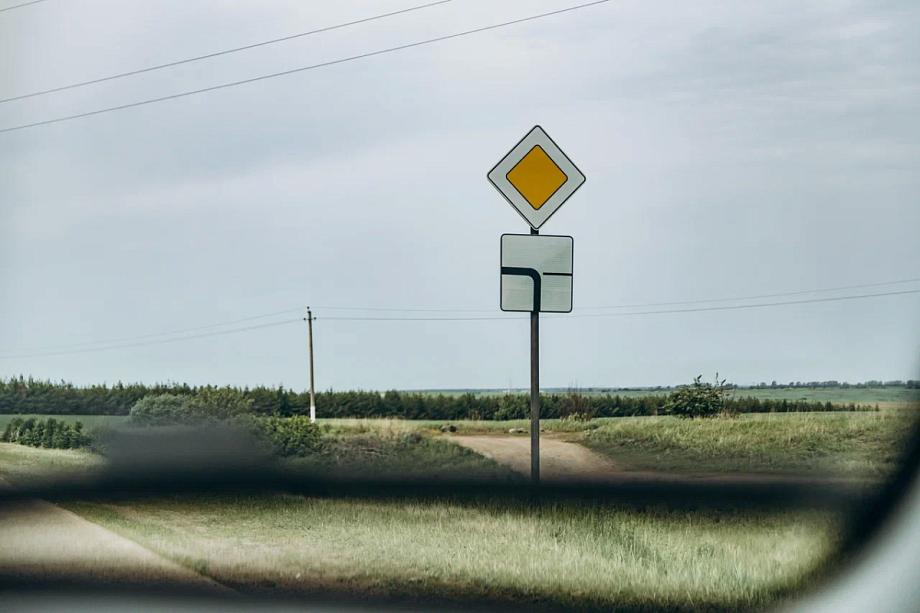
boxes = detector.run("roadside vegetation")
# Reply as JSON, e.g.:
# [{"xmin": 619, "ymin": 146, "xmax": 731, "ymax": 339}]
[{"xmin": 581, "ymin": 411, "xmax": 911, "ymax": 477}]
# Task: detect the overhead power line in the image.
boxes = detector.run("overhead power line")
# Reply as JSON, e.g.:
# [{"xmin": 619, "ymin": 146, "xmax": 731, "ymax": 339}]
[
  {"xmin": 0, "ymin": 306, "xmax": 309, "ymax": 355},
  {"xmin": 1, "ymin": 288, "xmax": 917, "ymax": 360},
  {"xmin": 0, "ymin": 0, "xmax": 612, "ymax": 134},
  {"xmin": 0, "ymin": 318, "xmax": 303, "ymax": 361},
  {"xmin": 557, "ymin": 288, "xmax": 920, "ymax": 319},
  {"xmin": 581, "ymin": 276, "xmax": 920, "ymax": 310},
  {"xmin": 0, "ymin": 0, "xmax": 453, "ymax": 105},
  {"xmin": 312, "ymin": 276, "xmax": 920, "ymax": 313},
  {"xmin": 0, "ymin": 0, "xmax": 48, "ymax": 14},
  {"xmin": 319, "ymin": 288, "xmax": 920, "ymax": 321},
  {"xmin": 2, "ymin": 276, "xmax": 919, "ymax": 356}
]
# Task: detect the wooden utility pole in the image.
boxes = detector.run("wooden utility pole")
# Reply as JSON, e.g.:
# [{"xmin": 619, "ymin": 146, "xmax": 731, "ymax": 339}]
[
  {"xmin": 307, "ymin": 309, "xmax": 316, "ymax": 424},
  {"xmin": 530, "ymin": 227, "xmax": 540, "ymax": 485}
]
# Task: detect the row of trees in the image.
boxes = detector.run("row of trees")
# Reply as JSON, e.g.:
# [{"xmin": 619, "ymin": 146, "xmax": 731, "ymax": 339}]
[
  {"xmin": 0, "ymin": 377, "xmax": 874, "ymax": 420},
  {"xmin": 1, "ymin": 417, "xmax": 91, "ymax": 449}
]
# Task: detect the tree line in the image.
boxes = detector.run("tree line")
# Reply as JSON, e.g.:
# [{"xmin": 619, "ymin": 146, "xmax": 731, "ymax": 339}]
[
  {"xmin": 2, "ymin": 417, "xmax": 91, "ymax": 449},
  {"xmin": 0, "ymin": 377, "xmax": 875, "ymax": 420}
]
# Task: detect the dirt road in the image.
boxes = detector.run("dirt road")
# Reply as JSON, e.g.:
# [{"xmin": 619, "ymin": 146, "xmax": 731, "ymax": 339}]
[
  {"xmin": 456, "ymin": 435, "xmax": 621, "ymax": 481},
  {"xmin": 452, "ymin": 435, "xmax": 869, "ymax": 486},
  {"xmin": 0, "ymin": 479, "xmax": 231, "ymax": 591}
]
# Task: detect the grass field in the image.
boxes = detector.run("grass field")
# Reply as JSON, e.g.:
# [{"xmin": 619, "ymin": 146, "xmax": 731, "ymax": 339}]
[
  {"xmin": 725, "ymin": 387, "xmax": 918, "ymax": 404},
  {"xmin": 0, "ymin": 440, "xmax": 845, "ymax": 611},
  {"xmin": 319, "ymin": 411, "xmax": 912, "ymax": 478},
  {"xmin": 580, "ymin": 411, "xmax": 911, "ymax": 477},
  {"xmin": 0, "ymin": 442, "xmax": 105, "ymax": 483},
  {"xmin": 66, "ymin": 495, "xmax": 842, "ymax": 611}
]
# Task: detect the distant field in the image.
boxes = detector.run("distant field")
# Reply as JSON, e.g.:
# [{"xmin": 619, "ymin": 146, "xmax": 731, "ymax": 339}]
[
  {"xmin": 726, "ymin": 387, "xmax": 918, "ymax": 404},
  {"xmin": 414, "ymin": 386, "xmax": 920, "ymax": 405}
]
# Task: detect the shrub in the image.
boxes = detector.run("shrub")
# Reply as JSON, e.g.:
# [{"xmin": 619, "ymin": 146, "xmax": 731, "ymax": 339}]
[
  {"xmin": 196, "ymin": 387, "xmax": 253, "ymax": 420},
  {"xmin": 665, "ymin": 375, "xmax": 728, "ymax": 419},
  {"xmin": 130, "ymin": 394, "xmax": 205, "ymax": 426},
  {"xmin": 235, "ymin": 415, "xmax": 325, "ymax": 457},
  {"xmin": 130, "ymin": 389, "xmax": 254, "ymax": 426}
]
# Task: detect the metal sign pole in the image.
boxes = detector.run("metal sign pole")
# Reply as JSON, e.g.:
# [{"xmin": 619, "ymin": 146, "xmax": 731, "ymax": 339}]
[
  {"xmin": 530, "ymin": 227, "xmax": 540, "ymax": 486},
  {"xmin": 489, "ymin": 125, "xmax": 584, "ymax": 488}
]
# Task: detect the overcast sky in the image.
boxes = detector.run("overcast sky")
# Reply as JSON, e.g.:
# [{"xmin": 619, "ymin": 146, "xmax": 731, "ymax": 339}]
[{"xmin": 1, "ymin": 0, "xmax": 919, "ymax": 391}]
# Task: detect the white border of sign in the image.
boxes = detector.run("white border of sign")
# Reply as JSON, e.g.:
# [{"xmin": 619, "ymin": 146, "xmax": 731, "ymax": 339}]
[
  {"xmin": 500, "ymin": 233, "xmax": 574, "ymax": 314},
  {"xmin": 487, "ymin": 126, "xmax": 586, "ymax": 230}
]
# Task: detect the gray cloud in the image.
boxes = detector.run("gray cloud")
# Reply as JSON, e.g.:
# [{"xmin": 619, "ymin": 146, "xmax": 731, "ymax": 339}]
[{"xmin": 2, "ymin": 0, "xmax": 919, "ymax": 390}]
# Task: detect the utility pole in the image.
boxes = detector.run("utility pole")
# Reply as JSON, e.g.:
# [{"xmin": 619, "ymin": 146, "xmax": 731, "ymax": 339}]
[
  {"xmin": 530, "ymin": 227, "xmax": 540, "ymax": 485},
  {"xmin": 306, "ymin": 309, "xmax": 316, "ymax": 424}
]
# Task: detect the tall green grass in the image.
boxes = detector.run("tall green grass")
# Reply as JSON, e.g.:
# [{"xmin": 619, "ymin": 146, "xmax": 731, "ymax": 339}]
[
  {"xmin": 66, "ymin": 493, "xmax": 843, "ymax": 611},
  {"xmin": 582, "ymin": 412, "xmax": 911, "ymax": 476}
]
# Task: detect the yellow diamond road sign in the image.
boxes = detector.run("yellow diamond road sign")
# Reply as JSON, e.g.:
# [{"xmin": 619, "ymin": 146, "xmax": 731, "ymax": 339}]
[{"xmin": 488, "ymin": 126, "xmax": 585, "ymax": 230}]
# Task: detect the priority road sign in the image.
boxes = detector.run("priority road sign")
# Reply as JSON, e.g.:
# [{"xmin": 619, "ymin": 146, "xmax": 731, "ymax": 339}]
[
  {"xmin": 501, "ymin": 234, "xmax": 573, "ymax": 313},
  {"xmin": 488, "ymin": 126, "xmax": 586, "ymax": 230}
]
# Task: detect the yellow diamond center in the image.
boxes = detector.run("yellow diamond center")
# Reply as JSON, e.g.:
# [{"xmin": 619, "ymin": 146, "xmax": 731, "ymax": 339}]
[{"xmin": 506, "ymin": 145, "xmax": 568, "ymax": 210}]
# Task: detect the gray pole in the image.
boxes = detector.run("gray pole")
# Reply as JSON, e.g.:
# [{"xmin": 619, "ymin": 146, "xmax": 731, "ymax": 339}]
[
  {"xmin": 530, "ymin": 227, "xmax": 540, "ymax": 485},
  {"xmin": 307, "ymin": 309, "xmax": 316, "ymax": 424}
]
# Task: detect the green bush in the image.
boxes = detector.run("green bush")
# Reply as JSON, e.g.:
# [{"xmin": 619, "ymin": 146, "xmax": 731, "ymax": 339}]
[
  {"xmin": 130, "ymin": 391, "xmax": 321, "ymax": 458},
  {"xmin": 196, "ymin": 387, "xmax": 253, "ymax": 421},
  {"xmin": 1, "ymin": 416, "xmax": 90, "ymax": 449},
  {"xmin": 129, "ymin": 394, "xmax": 204, "ymax": 426},
  {"xmin": 665, "ymin": 375, "xmax": 727, "ymax": 419},
  {"xmin": 233, "ymin": 415, "xmax": 325, "ymax": 457},
  {"xmin": 130, "ymin": 389, "xmax": 253, "ymax": 426}
]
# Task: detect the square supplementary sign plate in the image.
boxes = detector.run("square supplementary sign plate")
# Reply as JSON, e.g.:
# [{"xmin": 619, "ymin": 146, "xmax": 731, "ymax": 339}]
[
  {"xmin": 488, "ymin": 126, "xmax": 586, "ymax": 230},
  {"xmin": 501, "ymin": 234, "xmax": 573, "ymax": 313}
]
